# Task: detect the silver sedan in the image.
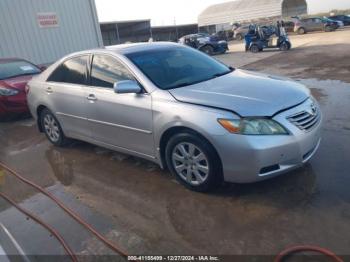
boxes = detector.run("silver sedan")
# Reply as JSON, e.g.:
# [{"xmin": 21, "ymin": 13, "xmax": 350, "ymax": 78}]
[{"xmin": 27, "ymin": 43, "xmax": 322, "ymax": 192}]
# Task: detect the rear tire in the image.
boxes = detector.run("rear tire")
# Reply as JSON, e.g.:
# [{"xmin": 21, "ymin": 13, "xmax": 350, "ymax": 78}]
[
  {"xmin": 236, "ymin": 33, "xmax": 243, "ymax": 41},
  {"xmin": 250, "ymin": 44, "xmax": 260, "ymax": 53},
  {"xmin": 40, "ymin": 109, "xmax": 70, "ymax": 147},
  {"xmin": 325, "ymin": 25, "xmax": 332, "ymax": 32},
  {"xmin": 200, "ymin": 45, "xmax": 214, "ymax": 55},
  {"xmin": 165, "ymin": 132, "xmax": 223, "ymax": 192}
]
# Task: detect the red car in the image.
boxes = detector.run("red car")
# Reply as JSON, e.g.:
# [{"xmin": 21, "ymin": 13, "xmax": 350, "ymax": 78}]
[{"xmin": 0, "ymin": 58, "xmax": 43, "ymax": 119}]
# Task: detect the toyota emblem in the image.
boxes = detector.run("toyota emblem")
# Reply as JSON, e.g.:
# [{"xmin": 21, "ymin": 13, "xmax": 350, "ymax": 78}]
[{"xmin": 310, "ymin": 103, "xmax": 317, "ymax": 115}]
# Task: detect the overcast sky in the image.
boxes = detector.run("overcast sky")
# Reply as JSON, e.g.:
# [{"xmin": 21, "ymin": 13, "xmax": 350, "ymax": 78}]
[{"xmin": 95, "ymin": 0, "xmax": 350, "ymax": 26}]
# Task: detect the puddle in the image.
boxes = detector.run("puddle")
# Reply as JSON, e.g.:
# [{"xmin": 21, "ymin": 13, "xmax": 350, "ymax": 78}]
[
  {"xmin": 297, "ymin": 78, "xmax": 350, "ymax": 135},
  {"xmin": 298, "ymin": 78, "xmax": 350, "ymax": 89},
  {"xmin": 1, "ymin": 77, "xmax": 350, "ymax": 255}
]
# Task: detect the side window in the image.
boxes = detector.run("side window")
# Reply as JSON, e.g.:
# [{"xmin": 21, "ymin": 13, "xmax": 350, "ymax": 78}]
[
  {"xmin": 90, "ymin": 55, "xmax": 134, "ymax": 88},
  {"xmin": 48, "ymin": 56, "xmax": 88, "ymax": 85}
]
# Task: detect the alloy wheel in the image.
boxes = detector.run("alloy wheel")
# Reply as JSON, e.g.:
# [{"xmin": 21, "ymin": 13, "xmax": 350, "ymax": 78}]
[
  {"xmin": 171, "ymin": 142, "xmax": 209, "ymax": 186},
  {"xmin": 43, "ymin": 114, "xmax": 60, "ymax": 142}
]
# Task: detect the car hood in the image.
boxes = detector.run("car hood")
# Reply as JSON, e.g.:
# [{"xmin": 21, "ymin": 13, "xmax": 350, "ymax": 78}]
[
  {"xmin": 168, "ymin": 69, "xmax": 310, "ymax": 117},
  {"xmin": 0, "ymin": 75, "xmax": 34, "ymax": 91}
]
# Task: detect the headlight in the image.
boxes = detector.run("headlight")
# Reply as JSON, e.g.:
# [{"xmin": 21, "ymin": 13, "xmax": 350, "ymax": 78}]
[
  {"xmin": 218, "ymin": 118, "xmax": 288, "ymax": 135},
  {"xmin": 0, "ymin": 87, "xmax": 19, "ymax": 96}
]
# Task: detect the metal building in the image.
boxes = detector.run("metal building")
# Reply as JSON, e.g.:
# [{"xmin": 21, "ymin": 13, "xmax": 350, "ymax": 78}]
[
  {"xmin": 198, "ymin": 0, "xmax": 308, "ymax": 33},
  {"xmin": 0, "ymin": 0, "xmax": 103, "ymax": 65},
  {"xmin": 100, "ymin": 20, "xmax": 152, "ymax": 46}
]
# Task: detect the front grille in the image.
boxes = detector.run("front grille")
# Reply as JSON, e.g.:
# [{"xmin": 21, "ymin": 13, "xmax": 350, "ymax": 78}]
[{"xmin": 287, "ymin": 107, "xmax": 320, "ymax": 132}]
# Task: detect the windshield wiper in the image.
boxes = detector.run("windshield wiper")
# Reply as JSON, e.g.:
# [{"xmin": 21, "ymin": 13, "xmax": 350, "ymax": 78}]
[
  {"xmin": 166, "ymin": 67, "xmax": 235, "ymax": 90},
  {"xmin": 212, "ymin": 67, "xmax": 235, "ymax": 78},
  {"xmin": 168, "ymin": 82, "xmax": 193, "ymax": 89}
]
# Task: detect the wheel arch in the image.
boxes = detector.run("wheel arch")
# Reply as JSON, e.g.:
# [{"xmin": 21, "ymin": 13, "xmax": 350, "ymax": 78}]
[
  {"xmin": 298, "ymin": 27, "xmax": 306, "ymax": 34},
  {"xmin": 235, "ymin": 33, "xmax": 243, "ymax": 39},
  {"xmin": 159, "ymin": 126, "xmax": 223, "ymax": 171},
  {"xmin": 199, "ymin": 44, "xmax": 214, "ymax": 51},
  {"xmin": 36, "ymin": 105, "xmax": 49, "ymax": 132}
]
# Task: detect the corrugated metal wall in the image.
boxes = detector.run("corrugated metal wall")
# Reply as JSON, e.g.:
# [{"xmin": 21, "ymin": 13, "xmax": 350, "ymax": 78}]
[
  {"xmin": 0, "ymin": 0, "xmax": 103, "ymax": 65},
  {"xmin": 199, "ymin": 0, "xmax": 281, "ymax": 27}
]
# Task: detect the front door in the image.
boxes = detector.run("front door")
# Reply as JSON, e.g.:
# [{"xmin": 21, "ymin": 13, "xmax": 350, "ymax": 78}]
[{"xmin": 86, "ymin": 54, "xmax": 154, "ymax": 157}]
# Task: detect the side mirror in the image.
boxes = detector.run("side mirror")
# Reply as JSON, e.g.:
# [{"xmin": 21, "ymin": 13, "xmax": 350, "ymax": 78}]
[
  {"xmin": 113, "ymin": 80, "xmax": 142, "ymax": 94},
  {"xmin": 39, "ymin": 66, "xmax": 47, "ymax": 72},
  {"xmin": 37, "ymin": 65, "xmax": 47, "ymax": 71}
]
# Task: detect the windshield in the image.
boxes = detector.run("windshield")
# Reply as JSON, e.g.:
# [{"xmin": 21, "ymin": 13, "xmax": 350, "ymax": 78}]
[
  {"xmin": 126, "ymin": 47, "xmax": 232, "ymax": 90},
  {"xmin": 0, "ymin": 61, "xmax": 41, "ymax": 80}
]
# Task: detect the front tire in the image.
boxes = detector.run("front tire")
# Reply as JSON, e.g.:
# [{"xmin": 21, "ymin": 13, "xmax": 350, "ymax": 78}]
[
  {"xmin": 40, "ymin": 109, "xmax": 70, "ymax": 146},
  {"xmin": 165, "ymin": 133, "xmax": 223, "ymax": 192},
  {"xmin": 279, "ymin": 41, "xmax": 291, "ymax": 51}
]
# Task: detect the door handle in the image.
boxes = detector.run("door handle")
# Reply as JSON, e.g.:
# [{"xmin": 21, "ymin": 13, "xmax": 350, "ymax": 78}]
[
  {"xmin": 87, "ymin": 94, "xmax": 97, "ymax": 101},
  {"xmin": 46, "ymin": 87, "xmax": 53, "ymax": 93}
]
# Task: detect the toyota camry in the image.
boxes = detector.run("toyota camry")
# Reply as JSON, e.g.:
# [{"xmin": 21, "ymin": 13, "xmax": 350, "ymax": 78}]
[{"xmin": 27, "ymin": 43, "xmax": 322, "ymax": 192}]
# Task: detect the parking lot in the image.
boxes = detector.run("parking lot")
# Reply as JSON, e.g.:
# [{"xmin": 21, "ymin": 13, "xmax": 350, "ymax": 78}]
[{"xmin": 1, "ymin": 28, "xmax": 350, "ymax": 259}]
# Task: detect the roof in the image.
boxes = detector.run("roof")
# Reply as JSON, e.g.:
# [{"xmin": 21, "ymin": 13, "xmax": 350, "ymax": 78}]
[
  {"xmin": 198, "ymin": 0, "xmax": 307, "ymax": 26},
  {"xmin": 0, "ymin": 58, "xmax": 30, "ymax": 64},
  {"xmin": 105, "ymin": 42, "xmax": 181, "ymax": 54},
  {"xmin": 100, "ymin": 19, "xmax": 151, "ymax": 25},
  {"xmin": 50, "ymin": 43, "xmax": 182, "ymax": 60},
  {"xmin": 151, "ymin": 23, "xmax": 198, "ymax": 29}
]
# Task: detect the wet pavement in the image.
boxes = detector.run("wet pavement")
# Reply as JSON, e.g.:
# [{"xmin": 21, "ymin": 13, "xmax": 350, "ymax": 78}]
[{"xmin": 1, "ymin": 30, "xmax": 350, "ymax": 259}]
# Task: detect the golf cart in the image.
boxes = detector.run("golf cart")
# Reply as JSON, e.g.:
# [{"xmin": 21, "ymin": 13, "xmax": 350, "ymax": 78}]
[{"xmin": 245, "ymin": 21, "xmax": 291, "ymax": 53}]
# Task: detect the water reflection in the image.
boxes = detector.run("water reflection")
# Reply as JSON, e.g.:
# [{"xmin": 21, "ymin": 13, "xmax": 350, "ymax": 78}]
[
  {"xmin": 166, "ymin": 165, "xmax": 318, "ymax": 251},
  {"xmin": 45, "ymin": 148, "xmax": 74, "ymax": 186}
]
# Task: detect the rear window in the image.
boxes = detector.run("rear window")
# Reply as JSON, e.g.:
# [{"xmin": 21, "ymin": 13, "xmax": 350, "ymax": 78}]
[
  {"xmin": 48, "ymin": 56, "xmax": 88, "ymax": 85},
  {"xmin": 0, "ymin": 61, "xmax": 41, "ymax": 80}
]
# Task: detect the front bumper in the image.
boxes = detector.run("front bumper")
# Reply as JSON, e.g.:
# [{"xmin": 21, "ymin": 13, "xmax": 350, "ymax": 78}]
[
  {"xmin": 0, "ymin": 93, "xmax": 29, "ymax": 117},
  {"xmin": 213, "ymin": 99, "xmax": 322, "ymax": 183}
]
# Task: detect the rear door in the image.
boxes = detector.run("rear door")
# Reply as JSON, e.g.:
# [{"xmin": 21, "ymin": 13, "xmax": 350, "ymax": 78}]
[
  {"xmin": 46, "ymin": 55, "xmax": 90, "ymax": 139},
  {"xmin": 86, "ymin": 54, "xmax": 154, "ymax": 157}
]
